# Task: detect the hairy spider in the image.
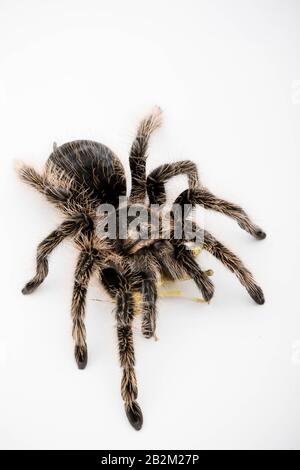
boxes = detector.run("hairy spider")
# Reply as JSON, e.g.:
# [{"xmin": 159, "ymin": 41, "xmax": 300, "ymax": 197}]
[{"xmin": 18, "ymin": 107, "xmax": 265, "ymax": 430}]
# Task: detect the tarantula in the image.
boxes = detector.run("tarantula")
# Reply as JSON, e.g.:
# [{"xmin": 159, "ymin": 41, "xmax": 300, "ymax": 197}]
[{"xmin": 18, "ymin": 107, "xmax": 265, "ymax": 430}]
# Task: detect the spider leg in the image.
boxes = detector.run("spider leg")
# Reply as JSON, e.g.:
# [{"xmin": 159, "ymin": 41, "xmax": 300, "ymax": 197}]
[
  {"xmin": 203, "ymin": 229, "xmax": 264, "ymax": 304},
  {"xmin": 147, "ymin": 160, "xmax": 200, "ymax": 205},
  {"xmin": 71, "ymin": 246, "xmax": 99, "ymax": 369},
  {"xmin": 18, "ymin": 162, "xmax": 98, "ymax": 217},
  {"xmin": 174, "ymin": 188, "xmax": 266, "ymax": 240},
  {"xmin": 135, "ymin": 272, "xmax": 158, "ymax": 339},
  {"xmin": 22, "ymin": 215, "xmax": 90, "ymax": 295},
  {"xmin": 129, "ymin": 106, "xmax": 162, "ymax": 203},
  {"xmin": 116, "ymin": 294, "xmax": 143, "ymax": 430},
  {"xmin": 173, "ymin": 242, "xmax": 214, "ymax": 302},
  {"xmin": 18, "ymin": 164, "xmax": 70, "ymax": 209},
  {"xmin": 185, "ymin": 223, "xmax": 264, "ymax": 304},
  {"xmin": 204, "ymin": 232, "xmax": 265, "ymax": 304},
  {"xmin": 101, "ymin": 267, "xmax": 143, "ymax": 430}
]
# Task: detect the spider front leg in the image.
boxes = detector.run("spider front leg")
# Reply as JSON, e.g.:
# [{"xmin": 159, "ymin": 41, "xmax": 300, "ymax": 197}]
[
  {"xmin": 22, "ymin": 216, "xmax": 87, "ymax": 295},
  {"xmin": 175, "ymin": 188, "xmax": 266, "ymax": 240},
  {"xmin": 101, "ymin": 267, "xmax": 143, "ymax": 430},
  {"xmin": 71, "ymin": 248, "xmax": 97, "ymax": 369},
  {"xmin": 186, "ymin": 223, "xmax": 265, "ymax": 304},
  {"xmin": 147, "ymin": 160, "xmax": 200, "ymax": 205},
  {"xmin": 202, "ymin": 229, "xmax": 265, "ymax": 304}
]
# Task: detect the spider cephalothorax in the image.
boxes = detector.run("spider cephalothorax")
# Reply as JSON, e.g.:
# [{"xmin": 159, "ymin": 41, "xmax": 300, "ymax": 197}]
[{"xmin": 19, "ymin": 107, "xmax": 265, "ymax": 430}]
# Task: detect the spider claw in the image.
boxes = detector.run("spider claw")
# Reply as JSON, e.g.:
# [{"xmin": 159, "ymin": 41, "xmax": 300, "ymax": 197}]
[
  {"xmin": 75, "ymin": 345, "xmax": 88, "ymax": 369},
  {"xmin": 142, "ymin": 323, "xmax": 155, "ymax": 339},
  {"xmin": 22, "ymin": 282, "xmax": 36, "ymax": 295},
  {"xmin": 142, "ymin": 316, "xmax": 156, "ymax": 339},
  {"xmin": 255, "ymin": 229, "xmax": 266, "ymax": 240},
  {"xmin": 248, "ymin": 285, "xmax": 265, "ymax": 305},
  {"xmin": 142, "ymin": 330, "xmax": 153, "ymax": 339},
  {"xmin": 125, "ymin": 401, "xmax": 143, "ymax": 431},
  {"xmin": 203, "ymin": 289, "xmax": 214, "ymax": 302},
  {"xmin": 201, "ymin": 277, "xmax": 214, "ymax": 302}
]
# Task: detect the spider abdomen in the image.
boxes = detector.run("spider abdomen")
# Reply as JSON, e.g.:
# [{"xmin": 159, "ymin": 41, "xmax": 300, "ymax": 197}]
[{"xmin": 47, "ymin": 140, "xmax": 127, "ymax": 208}]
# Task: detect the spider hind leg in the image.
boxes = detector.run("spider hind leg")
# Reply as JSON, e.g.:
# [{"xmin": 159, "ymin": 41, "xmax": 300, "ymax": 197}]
[{"xmin": 175, "ymin": 188, "xmax": 266, "ymax": 240}]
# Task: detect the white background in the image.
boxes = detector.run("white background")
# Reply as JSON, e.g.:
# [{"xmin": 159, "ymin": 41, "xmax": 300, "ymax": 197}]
[{"xmin": 0, "ymin": 0, "xmax": 299, "ymax": 450}]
